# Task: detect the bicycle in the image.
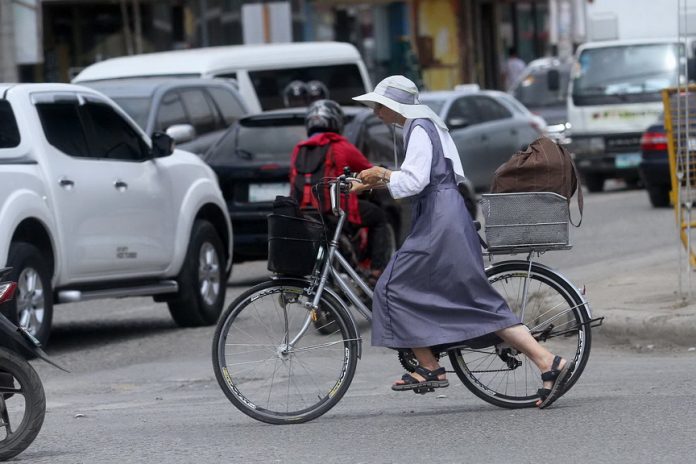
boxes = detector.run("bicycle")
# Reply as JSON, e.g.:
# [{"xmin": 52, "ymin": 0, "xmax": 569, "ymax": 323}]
[{"xmin": 212, "ymin": 174, "xmax": 603, "ymax": 424}]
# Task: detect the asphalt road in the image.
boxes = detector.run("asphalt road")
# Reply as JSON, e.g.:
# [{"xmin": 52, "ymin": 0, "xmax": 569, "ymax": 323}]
[{"xmin": 19, "ymin": 187, "xmax": 696, "ymax": 464}]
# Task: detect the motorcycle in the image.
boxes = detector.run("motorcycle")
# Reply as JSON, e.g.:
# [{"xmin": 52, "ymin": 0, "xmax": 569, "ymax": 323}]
[{"xmin": 0, "ymin": 267, "xmax": 67, "ymax": 461}]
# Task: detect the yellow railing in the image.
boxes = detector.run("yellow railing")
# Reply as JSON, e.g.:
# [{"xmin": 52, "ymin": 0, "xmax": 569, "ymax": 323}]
[{"xmin": 663, "ymin": 85, "xmax": 696, "ymax": 266}]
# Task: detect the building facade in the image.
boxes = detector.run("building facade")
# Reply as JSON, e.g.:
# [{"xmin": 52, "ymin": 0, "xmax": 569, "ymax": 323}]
[{"xmin": 0, "ymin": 0, "xmax": 579, "ymax": 89}]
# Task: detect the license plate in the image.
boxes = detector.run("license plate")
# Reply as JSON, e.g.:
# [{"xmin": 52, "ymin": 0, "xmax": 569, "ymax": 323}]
[
  {"xmin": 248, "ymin": 182, "xmax": 290, "ymax": 202},
  {"xmin": 615, "ymin": 153, "xmax": 642, "ymax": 169}
]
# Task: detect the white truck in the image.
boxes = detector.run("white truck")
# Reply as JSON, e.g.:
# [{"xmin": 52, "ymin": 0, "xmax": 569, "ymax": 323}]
[
  {"xmin": 567, "ymin": 0, "xmax": 696, "ymax": 191},
  {"xmin": 0, "ymin": 83, "xmax": 233, "ymax": 345}
]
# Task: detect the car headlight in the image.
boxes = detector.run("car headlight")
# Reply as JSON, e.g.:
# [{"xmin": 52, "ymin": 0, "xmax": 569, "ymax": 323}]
[{"xmin": 547, "ymin": 122, "xmax": 571, "ymax": 134}]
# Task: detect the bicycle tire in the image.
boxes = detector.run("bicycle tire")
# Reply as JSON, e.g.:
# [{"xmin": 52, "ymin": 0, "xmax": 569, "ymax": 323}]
[
  {"xmin": 212, "ymin": 278, "xmax": 359, "ymax": 424},
  {"xmin": 449, "ymin": 261, "xmax": 591, "ymax": 409},
  {"xmin": 0, "ymin": 347, "xmax": 46, "ymax": 461}
]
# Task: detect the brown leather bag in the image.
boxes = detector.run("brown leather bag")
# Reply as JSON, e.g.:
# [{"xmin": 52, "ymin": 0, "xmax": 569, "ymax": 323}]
[{"xmin": 490, "ymin": 136, "xmax": 583, "ymax": 226}]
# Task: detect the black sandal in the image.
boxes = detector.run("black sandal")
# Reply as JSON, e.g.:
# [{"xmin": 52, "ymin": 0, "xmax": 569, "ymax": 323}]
[
  {"xmin": 537, "ymin": 355, "xmax": 575, "ymax": 409},
  {"xmin": 391, "ymin": 366, "xmax": 449, "ymax": 394}
]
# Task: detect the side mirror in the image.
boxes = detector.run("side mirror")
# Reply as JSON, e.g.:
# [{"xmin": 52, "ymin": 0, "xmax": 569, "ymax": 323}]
[
  {"xmin": 166, "ymin": 124, "xmax": 196, "ymax": 144},
  {"xmin": 547, "ymin": 69, "xmax": 561, "ymax": 91},
  {"xmin": 447, "ymin": 117, "xmax": 470, "ymax": 130},
  {"xmin": 151, "ymin": 132, "xmax": 174, "ymax": 157}
]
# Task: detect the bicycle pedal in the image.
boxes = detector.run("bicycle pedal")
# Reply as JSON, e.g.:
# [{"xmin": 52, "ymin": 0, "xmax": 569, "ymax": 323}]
[{"xmin": 413, "ymin": 386, "xmax": 435, "ymax": 395}]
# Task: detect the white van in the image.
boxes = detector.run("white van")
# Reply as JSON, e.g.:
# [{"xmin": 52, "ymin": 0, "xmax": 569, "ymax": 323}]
[{"xmin": 72, "ymin": 41, "xmax": 372, "ymax": 113}]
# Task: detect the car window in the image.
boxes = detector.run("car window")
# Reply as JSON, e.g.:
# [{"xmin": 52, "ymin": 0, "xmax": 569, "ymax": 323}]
[
  {"xmin": 447, "ymin": 97, "xmax": 480, "ymax": 125},
  {"xmin": 81, "ymin": 101, "xmax": 149, "ymax": 161},
  {"xmin": 35, "ymin": 101, "xmax": 90, "ymax": 158},
  {"xmin": 358, "ymin": 115, "xmax": 404, "ymax": 167},
  {"xmin": 111, "ymin": 97, "xmax": 151, "ymax": 129},
  {"xmin": 513, "ymin": 68, "xmax": 570, "ymax": 107},
  {"xmin": 473, "ymin": 96, "xmax": 512, "ymax": 122},
  {"xmin": 180, "ymin": 89, "xmax": 218, "ymax": 134},
  {"xmin": 421, "ymin": 99, "xmax": 446, "ymax": 115},
  {"xmin": 207, "ymin": 87, "xmax": 246, "ymax": 125},
  {"xmin": 498, "ymin": 93, "xmax": 531, "ymax": 115},
  {"xmin": 156, "ymin": 91, "xmax": 187, "ymax": 131},
  {"xmin": 0, "ymin": 100, "xmax": 20, "ymax": 148},
  {"xmin": 205, "ymin": 116, "xmax": 305, "ymax": 166},
  {"xmin": 249, "ymin": 64, "xmax": 365, "ymax": 110}
]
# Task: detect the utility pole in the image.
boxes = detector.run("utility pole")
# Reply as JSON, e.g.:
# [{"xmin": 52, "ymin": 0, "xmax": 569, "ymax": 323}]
[{"xmin": 0, "ymin": 0, "xmax": 18, "ymax": 82}]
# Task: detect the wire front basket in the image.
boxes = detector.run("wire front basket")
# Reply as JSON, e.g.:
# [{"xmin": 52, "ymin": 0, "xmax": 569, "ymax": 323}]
[{"xmin": 480, "ymin": 192, "xmax": 570, "ymax": 253}]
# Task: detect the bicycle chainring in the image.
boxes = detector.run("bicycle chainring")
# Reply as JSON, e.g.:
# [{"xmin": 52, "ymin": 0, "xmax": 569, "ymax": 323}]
[{"xmin": 397, "ymin": 349, "xmax": 441, "ymax": 373}]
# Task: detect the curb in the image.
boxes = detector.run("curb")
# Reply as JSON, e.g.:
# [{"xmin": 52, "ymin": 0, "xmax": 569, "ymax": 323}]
[{"xmin": 574, "ymin": 247, "xmax": 696, "ymax": 348}]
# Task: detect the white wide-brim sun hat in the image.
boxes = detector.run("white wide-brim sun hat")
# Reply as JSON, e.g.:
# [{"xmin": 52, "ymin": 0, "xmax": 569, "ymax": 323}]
[{"xmin": 353, "ymin": 75, "xmax": 448, "ymax": 130}]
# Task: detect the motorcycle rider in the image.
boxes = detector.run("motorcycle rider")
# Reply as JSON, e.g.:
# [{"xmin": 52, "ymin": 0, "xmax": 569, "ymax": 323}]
[
  {"xmin": 289, "ymin": 99, "xmax": 390, "ymax": 282},
  {"xmin": 283, "ymin": 80, "xmax": 309, "ymax": 107}
]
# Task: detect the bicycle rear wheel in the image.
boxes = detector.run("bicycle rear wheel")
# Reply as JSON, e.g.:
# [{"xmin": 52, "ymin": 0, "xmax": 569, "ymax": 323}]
[
  {"xmin": 212, "ymin": 279, "xmax": 359, "ymax": 424},
  {"xmin": 0, "ymin": 347, "xmax": 46, "ymax": 461},
  {"xmin": 449, "ymin": 261, "xmax": 591, "ymax": 409}
]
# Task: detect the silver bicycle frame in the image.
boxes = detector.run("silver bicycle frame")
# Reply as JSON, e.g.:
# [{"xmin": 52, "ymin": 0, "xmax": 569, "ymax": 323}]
[{"xmin": 309, "ymin": 180, "xmax": 373, "ymax": 320}]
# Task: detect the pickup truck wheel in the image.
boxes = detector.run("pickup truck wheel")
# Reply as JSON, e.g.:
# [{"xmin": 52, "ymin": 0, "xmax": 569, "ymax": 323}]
[
  {"xmin": 168, "ymin": 220, "xmax": 226, "ymax": 326},
  {"xmin": 648, "ymin": 187, "xmax": 670, "ymax": 208},
  {"xmin": 584, "ymin": 174, "xmax": 605, "ymax": 193},
  {"xmin": 5, "ymin": 242, "xmax": 53, "ymax": 346}
]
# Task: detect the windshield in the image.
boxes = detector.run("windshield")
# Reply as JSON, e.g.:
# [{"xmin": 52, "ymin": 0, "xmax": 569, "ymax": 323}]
[
  {"xmin": 421, "ymin": 99, "xmax": 445, "ymax": 115},
  {"xmin": 111, "ymin": 97, "xmax": 151, "ymax": 129},
  {"xmin": 572, "ymin": 43, "xmax": 684, "ymax": 106},
  {"xmin": 205, "ymin": 116, "xmax": 306, "ymax": 166},
  {"xmin": 514, "ymin": 68, "xmax": 569, "ymax": 107},
  {"xmin": 249, "ymin": 64, "xmax": 366, "ymax": 110}
]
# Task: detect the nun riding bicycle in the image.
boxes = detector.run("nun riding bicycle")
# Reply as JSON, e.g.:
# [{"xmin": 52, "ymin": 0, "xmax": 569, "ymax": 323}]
[{"xmin": 212, "ymin": 76, "xmax": 602, "ymax": 424}]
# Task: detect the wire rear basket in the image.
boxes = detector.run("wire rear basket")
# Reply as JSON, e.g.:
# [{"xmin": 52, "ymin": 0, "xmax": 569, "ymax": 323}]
[
  {"xmin": 480, "ymin": 192, "xmax": 570, "ymax": 253},
  {"xmin": 267, "ymin": 214, "xmax": 325, "ymax": 276}
]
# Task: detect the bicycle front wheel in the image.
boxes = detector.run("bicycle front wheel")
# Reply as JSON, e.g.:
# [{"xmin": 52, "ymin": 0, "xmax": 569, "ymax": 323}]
[
  {"xmin": 212, "ymin": 279, "xmax": 359, "ymax": 424},
  {"xmin": 450, "ymin": 261, "xmax": 591, "ymax": 409}
]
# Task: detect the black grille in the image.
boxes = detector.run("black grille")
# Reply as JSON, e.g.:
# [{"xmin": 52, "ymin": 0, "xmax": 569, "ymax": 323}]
[{"xmin": 605, "ymin": 134, "xmax": 642, "ymax": 152}]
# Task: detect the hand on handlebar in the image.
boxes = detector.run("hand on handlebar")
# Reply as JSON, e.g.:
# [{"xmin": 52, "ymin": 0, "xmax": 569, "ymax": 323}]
[
  {"xmin": 357, "ymin": 166, "xmax": 390, "ymax": 186},
  {"xmin": 349, "ymin": 179, "xmax": 371, "ymax": 193}
]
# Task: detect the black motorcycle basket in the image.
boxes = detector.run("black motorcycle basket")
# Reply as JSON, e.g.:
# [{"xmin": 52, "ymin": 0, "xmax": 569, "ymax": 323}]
[{"xmin": 267, "ymin": 214, "xmax": 325, "ymax": 277}]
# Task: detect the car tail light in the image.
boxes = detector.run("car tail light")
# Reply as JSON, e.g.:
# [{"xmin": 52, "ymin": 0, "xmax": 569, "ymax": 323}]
[
  {"xmin": 260, "ymin": 163, "xmax": 281, "ymax": 171},
  {"xmin": 0, "ymin": 281, "xmax": 17, "ymax": 304},
  {"xmin": 640, "ymin": 132, "xmax": 668, "ymax": 152}
]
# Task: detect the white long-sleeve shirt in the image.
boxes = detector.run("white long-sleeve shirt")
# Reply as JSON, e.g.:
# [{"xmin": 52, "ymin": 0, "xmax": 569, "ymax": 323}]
[{"xmin": 387, "ymin": 120, "xmax": 467, "ymax": 199}]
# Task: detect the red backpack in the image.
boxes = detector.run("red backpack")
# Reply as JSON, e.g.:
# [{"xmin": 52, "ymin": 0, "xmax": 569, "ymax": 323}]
[{"xmin": 290, "ymin": 143, "xmax": 335, "ymax": 212}]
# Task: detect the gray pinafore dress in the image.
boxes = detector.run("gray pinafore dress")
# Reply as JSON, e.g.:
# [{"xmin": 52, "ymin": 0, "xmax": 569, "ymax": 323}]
[{"xmin": 371, "ymin": 118, "xmax": 521, "ymax": 349}]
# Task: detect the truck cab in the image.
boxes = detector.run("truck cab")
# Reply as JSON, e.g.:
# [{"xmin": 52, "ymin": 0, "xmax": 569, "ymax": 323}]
[{"xmin": 568, "ymin": 38, "xmax": 694, "ymax": 192}]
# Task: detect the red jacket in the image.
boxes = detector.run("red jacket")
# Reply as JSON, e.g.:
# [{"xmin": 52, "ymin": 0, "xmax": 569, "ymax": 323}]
[{"xmin": 290, "ymin": 132, "xmax": 372, "ymax": 225}]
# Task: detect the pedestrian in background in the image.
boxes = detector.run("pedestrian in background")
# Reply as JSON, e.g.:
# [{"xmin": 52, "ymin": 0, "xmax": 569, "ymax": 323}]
[{"xmin": 504, "ymin": 47, "xmax": 526, "ymax": 90}]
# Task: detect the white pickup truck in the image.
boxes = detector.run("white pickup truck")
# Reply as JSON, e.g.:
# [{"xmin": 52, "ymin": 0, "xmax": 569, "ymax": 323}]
[{"xmin": 0, "ymin": 83, "xmax": 233, "ymax": 345}]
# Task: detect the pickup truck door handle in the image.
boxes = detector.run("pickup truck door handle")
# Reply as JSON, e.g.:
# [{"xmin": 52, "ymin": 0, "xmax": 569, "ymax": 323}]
[
  {"xmin": 114, "ymin": 180, "xmax": 128, "ymax": 191},
  {"xmin": 58, "ymin": 177, "xmax": 74, "ymax": 188}
]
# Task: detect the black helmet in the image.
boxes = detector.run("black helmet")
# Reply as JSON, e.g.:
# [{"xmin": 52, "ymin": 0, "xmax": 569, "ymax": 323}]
[
  {"xmin": 305, "ymin": 99, "xmax": 344, "ymax": 135},
  {"xmin": 283, "ymin": 80, "xmax": 309, "ymax": 107},
  {"xmin": 306, "ymin": 80, "xmax": 329, "ymax": 102}
]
